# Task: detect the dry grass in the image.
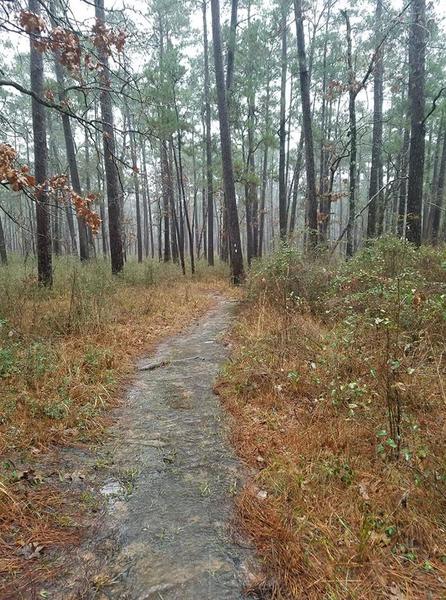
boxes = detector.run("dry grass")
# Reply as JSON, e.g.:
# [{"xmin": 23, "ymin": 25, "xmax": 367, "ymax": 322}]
[
  {"xmin": 218, "ymin": 240, "xmax": 446, "ymax": 599},
  {"xmin": 0, "ymin": 256, "xmax": 230, "ymax": 593}
]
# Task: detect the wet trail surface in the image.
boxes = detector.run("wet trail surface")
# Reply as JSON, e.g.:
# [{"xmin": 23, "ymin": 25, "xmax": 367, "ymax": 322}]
[{"xmin": 53, "ymin": 296, "xmax": 256, "ymax": 600}]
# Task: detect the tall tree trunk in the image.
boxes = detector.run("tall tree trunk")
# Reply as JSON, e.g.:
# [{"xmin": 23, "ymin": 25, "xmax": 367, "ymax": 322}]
[
  {"xmin": 294, "ymin": 0, "xmax": 318, "ymax": 247},
  {"xmin": 343, "ymin": 10, "xmax": 357, "ymax": 257},
  {"xmin": 406, "ymin": 0, "xmax": 426, "ymax": 245},
  {"xmin": 175, "ymin": 132, "xmax": 195, "ymax": 274},
  {"xmin": 203, "ymin": 1, "xmax": 214, "ymax": 266},
  {"xmin": 398, "ymin": 125, "xmax": 410, "ymax": 236},
  {"xmin": 141, "ymin": 141, "xmax": 154, "ymax": 259},
  {"xmin": 0, "ymin": 214, "xmax": 7, "ymax": 265},
  {"xmin": 278, "ymin": 3, "xmax": 288, "ymax": 241},
  {"xmin": 95, "ymin": 0, "xmax": 124, "ymax": 274},
  {"xmin": 50, "ymin": 1, "xmax": 89, "ymax": 262},
  {"xmin": 219, "ymin": 0, "xmax": 238, "ymax": 264},
  {"xmin": 246, "ymin": 0, "xmax": 258, "ymax": 261},
  {"xmin": 210, "ymin": 0, "xmax": 244, "ymax": 283},
  {"xmin": 318, "ymin": 8, "xmax": 331, "ymax": 242},
  {"xmin": 430, "ymin": 127, "xmax": 446, "ymax": 243},
  {"xmin": 289, "ymin": 133, "xmax": 304, "ymax": 236},
  {"xmin": 226, "ymin": 0, "xmax": 238, "ymax": 103},
  {"xmin": 83, "ymin": 127, "xmax": 96, "ymax": 257},
  {"xmin": 258, "ymin": 78, "xmax": 271, "ymax": 257},
  {"xmin": 127, "ymin": 113, "xmax": 143, "ymax": 263},
  {"xmin": 160, "ymin": 141, "xmax": 171, "ymax": 262},
  {"xmin": 367, "ymin": 0, "xmax": 384, "ymax": 239},
  {"xmin": 29, "ymin": 0, "xmax": 52, "ymax": 286}
]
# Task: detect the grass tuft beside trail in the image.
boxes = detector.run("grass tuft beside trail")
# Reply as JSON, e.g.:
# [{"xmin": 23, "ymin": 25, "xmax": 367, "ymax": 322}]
[
  {"xmin": 217, "ymin": 238, "xmax": 446, "ymax": 599},
  {"xmin": 0, "ymin": 256, "xmax": 229, "ymax": 590}
]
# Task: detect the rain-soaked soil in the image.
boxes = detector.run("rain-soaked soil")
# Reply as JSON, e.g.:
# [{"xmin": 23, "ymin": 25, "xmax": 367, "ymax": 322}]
[{"xmin": 46, "ymin": 296, "xmax": 258, "ymax": 600}]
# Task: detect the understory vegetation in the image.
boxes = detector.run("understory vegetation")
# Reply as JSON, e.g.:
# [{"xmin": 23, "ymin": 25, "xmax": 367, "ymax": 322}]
[
  {"xmin": 218, "ymin": 237, "xmax": 446, "ymax": 599},
  {"xmin": 0, "ymin": 257, "xmax": 228, "ymax": 590}
]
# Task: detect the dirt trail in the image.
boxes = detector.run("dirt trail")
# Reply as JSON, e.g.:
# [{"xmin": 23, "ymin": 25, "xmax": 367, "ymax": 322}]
[{"xmin": 51, "ymin": 296, "xmax": 256, "ymax": 600}]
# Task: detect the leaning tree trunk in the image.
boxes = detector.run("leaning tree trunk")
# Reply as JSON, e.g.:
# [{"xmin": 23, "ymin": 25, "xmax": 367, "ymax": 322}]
[
  {"xmin": 29, "ymin": 0, "xmax": 52, "ymax": 286},
  {"xmin": 95, "ymin": 0, "xmax": 124, "ymax": 274},
  {"xmin": 294, "ymin": 0, "xmax": 318, "ymax": 248},
  {"xmin": 406, "ymin": 0, "xmax": 426, "ymax": 245},
  {"xmin": 210, "ymin": 0, "xmax": 244, "ymax": 283},
  {"xmin": 367, "ymin": 0, "xmax": 384, "ymax": 239}
]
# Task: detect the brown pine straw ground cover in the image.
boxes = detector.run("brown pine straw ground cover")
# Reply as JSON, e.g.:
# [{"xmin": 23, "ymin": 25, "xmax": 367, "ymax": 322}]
[
  {"xmin": 0, "ymin": 256, "xmax": 230, "ymax": 594},
  {"xmin": 217, "ymin": 239, "xmax": 446, "ymax": 599}
]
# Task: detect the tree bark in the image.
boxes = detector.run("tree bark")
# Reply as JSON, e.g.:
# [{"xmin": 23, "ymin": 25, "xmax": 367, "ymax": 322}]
[
  {"xmin": 95, "ymin": 0, "xmax": 124, "ymax": 274},
  {"xmin": 127, "ymin": 113, "xmax": 143, "ymax": 263},
  {"xmin": 203, "ymin": 1, "xmax": 214, "ymax": 266},
  {"xmin": 430, "ymin": 126, "xmax": 446, "ymax": 243},
  {"xmin": 406, "ymin": 0, "xmax": 426, "ymax": 245},
  {"xmin": 367, "ymin": 0, "xmax": 384, "ymax": 239},
  {"xmin": 289, "ymin": 133, "xmax": 304, "ymax": 236},
  {"xmin": 258, "ymin": 77, "xmax": 271, "ymax": 257},
  {"xmin": 0, "ymin": 214, "xmax": 7, "ymax": 265},
  {"xmin": 29, "ymin": 0, "xmax": 52, "ymax": 286},
  {"xmin": 50, "ymin": 1, "xmax": 89, "ymax": 262},
  {"xmin": 294, "ymin": 0, "xmax": 318, "ymax": 247},
  {"xmin": 210, "ymin": 0, "xmax": 244, "ymax": 283},
  {"xmin": 278, "ymin": 3, "xmax": 288, "ymax": 241},
  {"xmin": 141, "ymin": 141, "xmax": 154, "ymax": 259},
  {"xmin": 343, "ymin": 10, "xmax": 357, "ymax": 258}
]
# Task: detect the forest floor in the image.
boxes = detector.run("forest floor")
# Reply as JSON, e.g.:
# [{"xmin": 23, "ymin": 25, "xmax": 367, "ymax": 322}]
[
  {"xmin": 1, "ymin": 239, "xmax": 446, "ymax": 600},
  {"xmin": 218, "ymin": 239, "xmax": 446, "ymax": 599},
  {"xmin": 0, "ymin": 258, "xmax": 249, "ymax": 598}
]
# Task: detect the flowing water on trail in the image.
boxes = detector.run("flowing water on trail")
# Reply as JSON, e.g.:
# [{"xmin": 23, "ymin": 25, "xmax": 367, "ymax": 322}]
[{"xmin": 48, "ymin": 296, "xmax": 258, "ymax": 600}]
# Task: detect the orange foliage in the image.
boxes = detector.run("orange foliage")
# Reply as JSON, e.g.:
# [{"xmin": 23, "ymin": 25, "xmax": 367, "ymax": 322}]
[{"xmin": 0, "ymin": 144, "xmax": 101, "ymax": 233}]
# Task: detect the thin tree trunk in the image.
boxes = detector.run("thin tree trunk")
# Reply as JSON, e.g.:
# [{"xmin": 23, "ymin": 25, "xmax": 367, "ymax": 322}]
[
  {"xmin": 289, "ymin": 133, "xmax": 304, "ymax": 236},
  {"xmin": 430, "ymin": 127, "xmax": 446, "ymax": 243},
  {"xmin": 278, "ymin": 3, "xmax": 288, "ymax": 241},
  {"xmin": 258, "ymin": 78, "xmax": 271, "ymax": 257},
  {"xmin": 160, "ymin": 141, "xmax": 171, "ymax": 262},
  {"xmin": 141, "ymin": 141, "xmax": 154, "ymax": 259},
  {"xmin": 95, "ymin": 0, "xmax": 124, "ymax": 274},
  {"xmin": 127, "ymin": 113, "xmax": 143, "ymax": 263},
  {"xmin": 226, "ymin": 0, "xmax": 238, "ymax": 101},
  {"xmin": 318, "ymin": 7, "xmax": 331, "ymax": 241},
  {"xmin": 367, "ymin": 0, "xmax": 384, "ymax": 239},
  {"xmin": 175, "ymin": 132, "xmax": 195, "ymax": 274},
  {"xmin": 203, "ymin": 1, "xmax": 214, "ymax": 266},
  {"xmin": 29, "ymin": 0, "xmax": 52, "ymax": 286},
  {"xmin": 210, "ymin": 0, "xmax": 244, "ymax": 283},
  {"xmin": 52, "ymin": 48, "xmax": 89, "ymax": 259},
  {"xmin": 294, "ymin": 0, "xmax": 318, "ymax": 247},
  {"xmin": 0, "ymin": 214, "xmax": 7, "ymax": 265},
  {"xmin": 343, "ymin": 10, "xmax": 357, "ymax": 257},
  {"xmin": 406, "ymin": 0, "xmax": 426, "ymax": 245}
]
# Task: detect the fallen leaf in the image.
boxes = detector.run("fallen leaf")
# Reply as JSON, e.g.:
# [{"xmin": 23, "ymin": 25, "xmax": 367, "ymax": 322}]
[{"xmin": 16, "ymin": 542, "xmax": 45, "ymax": 560}]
